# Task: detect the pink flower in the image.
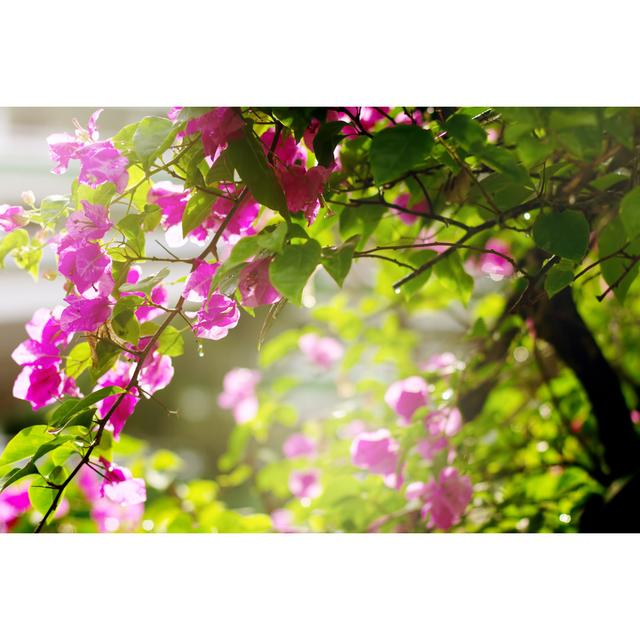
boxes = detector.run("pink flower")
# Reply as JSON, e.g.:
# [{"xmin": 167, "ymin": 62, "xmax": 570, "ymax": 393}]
[
  {"xmin": 276, "ymin": 164, "xmax": 332, "ymax": 224},
  {"xmin": 13, "ymin": 363, "xmax": 64, "ymax": 410},
  {"xmin": 416, "ymin": 467, "xmax": 473, "ymax": 531},
  {"xmin": 192, "ymin": 194, "xmax": 259, "ymax": 242},
  {"xmin": 283, "ymin": 434, "xmax": 317, "ymax": 459},
  {"xmin": 0, "ymin": 482, "xmax": 31, "ymax": 533},
  {"xmin": 384, "ymin": 376, "xmax": 429, "ymax": 425},
  {"xmin": 12, "ymin": 307, "xmax": 69, "ymax": 368},
  {"xmin": 289, "ymin": 469, "xmax": 322, "ymax": 500},
  {"xmin": 134, "ymin": 284, "xmax": 169, "ymax": 323},
  {"xmin": 78, "ymin": 466, "xmax": 144, "ymax": 532},
  {"xmin": 298, "ymin": 334, "xmax": 344, "ymax": 369},
  {"xmin": 631, "ymin": 410, "xmax": 640, "ymax": 425},
  {"xmin": 98, "ymin": 457, "xmax": 147, "ymax": 506},
  {"xmin": 65, "ymin": 201, "xmax": 111, "ymax": 241},
  {"xmin": 395, "ymin": 109, "xmax": 424, "ymax": 126},
  {"xmin": 0, "ymin": 204, "xmax": 26, "ymax": 232},
  {"xmin": 76, "ymin": 141, "xmax": 129, "ymax": 193},
  {"xmin": 415, "ymin": 435, "xmax": 448, "ymax": 461},
  {"xmin": 148, "ymin": 181, "xmax": 189, "ymax": 228},
  {"xmin": 424, "ymin": 408, "xmax": 462, "ymax": 438},
  {"xmin": 95, "ymin": 361, "xmax": 138, "ymax": 438},
  {"xmin": 217, "ymin": 368, "xmax": 261, "ymax": 424},
  {"xmin": 185, "ymin": 107, "xmax": 245, "ymax": 158},
  {"xmin": 47, "ymin": 132, "xmax": 84, "ymax": 175},
  {"xmin": 59, "ymin": 295, "xmax": 112, "ymax": 333},
  {"xmin": 421, "ymin": 352, "xmax": 459, "ymax": 375},
  {"xmin": 183, "ymin": 259, "xmax": 219, "ymax": 302},
  {"xmin": 47, "ymin": 111, "xmax": 129, "ymax": 192},
  {"xmin": 271, "ymin": 509, "xmax": 298, "ymax": 533},
  {"xmin": 351, "ymin": 429, "xmax": 399, "ymax": 476},
  {"xmin": 393, "ymin": 193, "xmax": 428, "ymax": 226},
  {"xmin": 238, "ymin": 257, "xmax": 281, "ymax": 307},
  {"xmin": 58, "ymin": 242, "xmax": 110, "ymax": 294},
  {"xmin": 193, "ymin": 292, "xmax": 240, "ymax": 341},
  {"xmin": 260, "ymin": 129, "xmax": 307, "ymax": 166},
  {"xmin": 473, "ymin": 239, "xmax": 514, "ymax": 280},
  {"xmin": 138, "ymin": 351, "xmax": 174, "ymax": 395}
]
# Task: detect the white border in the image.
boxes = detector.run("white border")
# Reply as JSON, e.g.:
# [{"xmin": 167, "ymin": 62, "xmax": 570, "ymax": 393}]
[{"xmin": 0, "ymin": 534, "xmax": 637, "ymax": 638}]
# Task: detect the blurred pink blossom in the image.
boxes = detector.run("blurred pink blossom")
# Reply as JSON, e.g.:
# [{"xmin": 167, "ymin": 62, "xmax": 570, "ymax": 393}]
[{"xmin": 384, "ymin": 376, "xmax": 429, "ymax": 425}]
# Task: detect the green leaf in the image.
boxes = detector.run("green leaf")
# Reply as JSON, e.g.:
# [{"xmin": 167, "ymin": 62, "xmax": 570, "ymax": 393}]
[
  {"xmin": 619, "ymin": 186, "xmax": 640, "ymax": 240},
  {"xmin": 269, "ymin": 240, "xmax": 321, "ymax": 304},
  {"xmin": 66, "ymin": 342, "xmax": 92, "ymax": 379},
  {"xmin": 599, "ymin": 217, "xmax": 640, "ymax": 302},
  {"xmin": 544, "ymin": 261, "xmax": 575, "ymax": 298},
  {"xmin": 117, "ymin": 214, "xmax": 146, "ymax": 257},
  {"xmin": 113, "ymin": 121, "xmax": 141, "ymax": 163},
  {"xmin": 226, "ymin": 127, "xmax": 287, "ymax": 211},
  {"xmin": 182, "ymin": 190, "xmax": 216, "ymax": 236},
  {"xmin": 50, "ymin": 386, "xmax": 123, "ymax": 430},
  {"xmin": 445, "ymin": 113, "xmax": 487, "ymax": 150},
  {"xmin": 157, "ymin": 326, "xmax": 184, "ymax": 357},
  {"xmin": 111, "ymin": 296, "xmax": 142, "ymax": 343},
  {"xmin": 133, "ymin": 116, "xmax": 178, "ymax": 170},
  {"xmin": 29, "ymin": 466, "xmax": 68, "ymax": 515},
  {"xmin": 338, "ymin": 204, "xmax": 385, "ymax": 249},
  {"xmin": 0, "ymin": 426, "xmax": 51, "ymax": 468},
  {"xmin": 119, "ymin": 267, "xmax": 170, "ymax": 293},
  {"xmin": 433, "ymin": 253, "xmax": 474, "ymax": 304},
  {"xmin": 142, "ymin": 204, "xmax": 162, "ymax": 231},
  {"xmin": 0, "ymin": 229, "xmax": 29, "ymax": 267},
  {"xmin": 313, "ymin": 121, "xmax": 346, "ymax": 167},
  {"xmin": 478, "ymin": 146, "xmax": 529, "ymax": 184},
  {"xmin": 370, "ymin": 125, "xmax": 434, "ymax": 185},
  {"xmin": 532, "ymin": 210, "xmax": 590, "ymax": 262},
  {"xmin": 255, "ymin": 224, "xmax": 287, "ymax": 254},
  {"xmin": 321, "ymin": 235, "xmax": 359, "ymax": 286},
  {"xmin": 206, "ymin": 149, "xmax": 235, "ymax": 184}
]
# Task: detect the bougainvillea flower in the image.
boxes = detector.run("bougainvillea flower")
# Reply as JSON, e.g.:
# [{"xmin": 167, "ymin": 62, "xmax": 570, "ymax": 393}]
[
  {"xmin": 270, "ymin": 508, "xmax": 298, "ymax": 533},
  {"xmin": 298, "ymin": 334, "xmax": 344, "ymax": 369},
  {"xmin": 98, "ymin": 457, "xmax": 147, "ymax": 506},
  {"xmin": 46, "ymin": 132, "xmax": 84, "ymax": 175},
  {"xmin": 193, "ymin": 292, "xmax": 240, "ymax": 341},
  {"xmin": 135, "ymin": 285, "xmax": 169, "ymax": 323},
  {"xmin": 148, "ymin": 181, "xmax": 189, "ymax": 228},
  {"xmin": 138, "ymin": 352, "xmax": 174, "ymax": 395},
  {"xmin": 0, "ymin": 204, "xmax": 26, "ymax": 232},
  {"xmin": 185, "ymin": 107, "xmax": 245, "ymax": 158},
  {"xmin": 283, "ymin": 434, "xmax": 317, "ymax": 459},
  {"xmin": 276, "ymin": 164, "xmax": 332, "ymax": 224},
  {"xmin": 424, "ymin": 408, "xmax": 463, "ymax": 437},
  {"xmin": 473, "ymin": 239, "xmax": 515, "ymax": 280},
  {"xmin": 76, "ymin": 141, "xmax": 129, "ymax": 193},
  {"xmin": 288, "ymin": 469, "xmax": 322, "ymax": 500},
  {"xmin": 58, "ymin": 242, "xmax": 110, "ymax": 294},
  {"xmin": 393, "ymin": 193, "xmax": 429, "ymax": 226},
  {"xmin": 59, "ymin": 295, "xmax": 112, "ymax": 333},
  {"xmin": 418, "ymin": 467, "xmax": 473, "ymax": 531},
  {"xmin": 13, "ymin": 363, "xmax": 64, "ymax": 410},
  {"xmin": 0, "ymin": 482, "xmax": 31, "ymax": 533},
  {"xmin": 183, "ymin": 259, "xmax": 219, "ymax": 302},
  {"xmin": 350, "ymin": 429, "xmax": 399, "ymax": 476},
  {"xmin": 238, "ymin": 257, "xmax": 281, "ymax": 307},
  {"xmin": 217, "ymin": 368, "xmax": 261, "ymax": 424},
  {"xmin": 12, "ymin": 307, "xmax": 68, "ymax": 368},
  {"xmin": 415, "ymin": 435, "xmax": 449, "ymax": 461},
  {"xmin": 66, "ymin": 201, "xmax": 112, "ymax": 241},
  {"xmin": 193, "ymin": 195, "xmax": 259, "ymax": 243},
  {"xmin": 384, "ymin": 376, "xmax": 430, "ymax": 425},
  {"xmin": 421, "ymin": 352, "xmax": 459, "ymax": 375},
  {"xmin": 95, "ymin": 361, "xmax": 138, "ymax": 438},
  {"xmin": 260, "ymin": 129, "xmax": 307, "ymax": 166},
  {"xmin": 78, "ymin": 466, "xmax": 144, "ymax": 532}
]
